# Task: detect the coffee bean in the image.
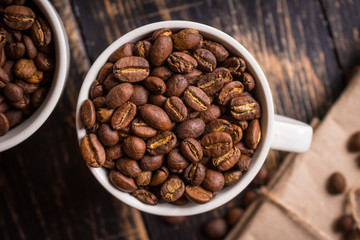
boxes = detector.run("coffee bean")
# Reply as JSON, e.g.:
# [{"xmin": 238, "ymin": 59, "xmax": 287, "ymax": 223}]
[
  {"xmin": 151, "ymin": 28, "xmax": 172, "ymax": 42},
  {"xmin": 109, "ymin": 170, "xmax": 138, "ymax": 193},
  {"xmin": 226, "ymin": 207, "xmax": 244, "ymax": 227},
  {"xmin": 0, "ymin": 67, "xmax": 9, "ymax": 88},
  {"xmin": 113, "ymin": 56, "xmax": 149, "ymax": 82},
  {"xmin": 183, "ymin": 70, "xmax": 204, "ymax": 86},
  {"xmin": 116, "ymin": 157, "xmax": 141, "ymax": 178},
  {"xmin": 29, "ymin": 18, "xmax": 52, "ymax": 47},
  {"xmin": 193, "ymin": 48, "xmax": 216, "ymax": 73},
  {"xmin": 328, "ymin": 172, "xmax": 346, "ymax": 194},
  {"xmin": 235, "ymin": 142, "xmax": 254, "ymax": 156},
  {"xmin": 168, "ymin": 52, "xmax": 197, "ymax": 73},
  {"xmin": 89, "ymin": 80, "xmax": 103, "ymax": 99},
  {"xmin": 111, "ymin": 101, "xmax": 136, "ymax": 130},
  {"xmin": 217, "ymin": 81, "xmax": 244, "ymax": 105},
  {"xmin": 230, "ymin": 95, "xmax": 261, "ymax": 121},
  {"xmin": 105, "ymin": 83, "xmax": 133, "ymax": 109},
  {"xmin": 98, "ymin": 123, "xmax": 119, "ymax": 147},
  {"xmin": 172, "ymin": 29, "xmax": 203, "ymax": 51},
  {"xmin": 122, "ymin": 136, "xmax": 146, "ymax": 160},
  {"xmin": 183, "ymin": 162, "xmax": 206, "ymax": 186},
  {"xmin": 3, "ymin": 5, "xmax": 35, "ymax": 31},
  {"xmin": 81, "ymin": 99, "xmax": 96, "ymax": 129},
  {"xmin": 183, "ymin": 86, "xmax": 211, "ymax": 112},
  {"xmin": 4, "ymin": 82, "xmax": 23, "ymax": 102},
  {"xmin": 93, "ymin": 96, "xmax": 106, "ymax": 109},
  {"xmin": 25, "ymin": 69, "xmax": 43, "ymax": 84},
  {"xmin": 150, "ymin": 35, "xmax": 173, "ymax": 66},
  {"xmin": 109, "ymin": 42, "xmax": 134, "ymax": 63},
  {"xmin": 202, "ymin": 169, "xmax": 225, "ymax": 192},
  {"xmin": 241, "ymin": 72, "xmax": 255, "ymax": 91},
  {"xmin": 245, "ymin": 119, "xmax": 261, "ymax": 149},
  {"xmin": 197, "ymin": 67, "xmax": 232, "ymax": 95},
  {"xmin": 252, "ymin": 165, "xmax": 269, "ymax": 186},
  {"xmin": 203, "ymin": 218, "xmax": 228, "ymax": 239},
  {"xmin": 161, "ymin": 175, "xmax": 185, "ymax": 202},
  {"xmin": 134, "ymin": 40, "xmax": 152, "ymax": 60},
  {"xmin": 103, "ymin": 160, "xmax": 116, "ymax": 169},
  {"xmin": 151, "ymin": 66, "xmax": 172, "ymax": 80},
  {"xmin": 242, "ymin": 190, "xmax": 258, "ymax": 208},
  {"xmin": 96, "ymin": 108, "xmax": 114, "ymax": 123},
  {"xmin": 97, "ymin": 62, "xmax": 113, "ymax": 84},
  {"xmin": 149, "ymin": 94, "xmax": 167, "ymax": 107},
  {"xmin": 146, "ymin": 131, "xmax": 177, "ymax": 155},
  {"xmin": 139, "ymin": 104, "xmax": 172, "ymax": 131},
  {"xmin": 150, "ymin": 166, "xmax": 169, "ymax": 186},
  {"xmin": 164, "ymin": 96, "xmax": 188, "ymax": 122},
  {"xmin": 347, "ymin": 131, "xmax": 360, "ymax": 152},
  {"xmin": 212, "ymin": 147, "xmax": 240, "ymax": 171},
  {"xmin": 224, "ymin": 170, "xmax": 242, "ymax": 186},
  {"xmin": 14, "ymin": 59, "xmax": 36, "ymax": 79},
  {"xmin": 129, "ymin": 85, "xmax": 149, "ymax": 106},
  {"xmin": 206, "ymin": 119, "xmax": 233, "ymax": 135},
  {"xmin": 144, "ymin": 76, "xmax": 166, "ymax": 95},
  {"xmin": 231, "ymin": 124, "xmax": 243, "ymax": 144},
  {"xmin": 180, "ymin": 138, "xmax": 203, "ymax": 163},
  {"xmin": 335, "ymin": 215, "xmax": 354, "ymax": 233},
  {"xmin": 131, "ymin": 118, "xmax": 157, "ymax": 138},
  {"xmin": 185, "ymin": 185, "xmax": 212, "ymax": 204},
  {"xmin": 0, "ymin": 48, "xmax": 5, "ymax": 67},
  {"xmin": 202, "ymin": 132, "xmax": 233, "ymax": 157},
  {"xmin": 105, "ymin": 143, "xmax": 123, "ymax": 161},
  {"xmin": 140, "ymin": 154, "xmax": 164, "ymax": 171},
  {"xmin": 222, "ymin": 57, "xmax": 246, "ymax": 78},
  {"xmin": 202, "ymin": 40, "xmax": 229, "ymax": 62},
  {"xmin": 0, "ymin": 102, "xmax": 10, "ymax": 113},
  {"xmin": 199, "ymin": 104, "xmax": 221, "ymax": 123},
  {"xmin": 167, "ymin": 148, "xmax": 189, "ymax": 171},
  {"xmin": 236, "ymin": 155, "xmax": 251, "ymax": 172},
  {"xmin": 80, "ymin": 134, "xmax": 106, "ymax": 167},
  {"xmin": 133, "ymin": 189, "xmax": 158, "ymax": 205},
  {"xmin": 164, "ymin": 74, "xmax": 188, "ymax": 97},
  {"xmin": 23, "ymin": 35, "xmax": 37, "ymax": 59},
  {"xmin": 0, "ymin": 112, "xmax": 10, "ymax": 135},
  {"xmin": 176, "ymin": 118, "xmax": 205, "ymax": 139},
  {"xmin": 135, "ymin": 170, "xmax": 152, "ymax": 186},
  {"xmin": 34, "ymin": 52, "xmax": 54, "ymax": 71}
]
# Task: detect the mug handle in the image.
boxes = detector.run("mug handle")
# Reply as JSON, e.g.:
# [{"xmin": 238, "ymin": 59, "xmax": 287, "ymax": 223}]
[{"xmin": 270, "ymin": 115, "xmax": 313, "ymax": 152}]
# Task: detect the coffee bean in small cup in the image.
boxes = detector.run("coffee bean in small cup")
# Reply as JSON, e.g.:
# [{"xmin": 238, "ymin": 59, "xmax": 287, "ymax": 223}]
[
  {"xmin": 0, "ymin": 1, "xmax": 55, "ymax": 136},
  {"xmin": 327, "ymin": 172, "xmax": 346, "ymax": 195},
  {"xmin": 79, "ymin": 28, "xmax": 262, "ymax": 205}
]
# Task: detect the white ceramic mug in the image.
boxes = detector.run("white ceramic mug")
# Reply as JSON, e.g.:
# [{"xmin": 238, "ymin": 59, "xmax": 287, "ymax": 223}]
[
  {"xmin": 0, "ymin": 0, "xmax": 70, "ymax": 152},
  {"xmin": 76, "ymin": 21, "xmax": 312, "ymax": 216}
]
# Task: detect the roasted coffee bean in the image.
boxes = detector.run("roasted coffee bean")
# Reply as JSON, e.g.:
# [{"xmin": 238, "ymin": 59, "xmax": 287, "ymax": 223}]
[
  {"xmin": 347, "ymin": 131, "xmax": 360, "ymax": 152},
  {"xmin": 34, "ymin": 52, "xmax": 54, "ymax": 71},
  {"xmin": 129, "ymin": 85, "xmax": 149, "ymax": 106},
  {"xmin": 197, "ymin": 67, "xmax": 232, "ymax": 95},
  {"xmin": 98, "ymin": 123, "xmax": 119, "ymax": 147},
  {"xmin": 164, "ymin": 74, "xmax": 188, "ymax": 97},
  {"xmin": 202, "ymin": 169, "xmax": 225, "ymax": 192},
  {"xmin": 200, "ymin": 156, "xmax": 210, "ymax": 165},
  {"xmin": 4, "ymin": 82, "xmax": 23, "ymax": 102},
  {"xmin": 199, "ymin": 104, "xmax": 221, "ymax": 123},
  {"xmin": 149, "ymin": 94, "xmax": 167, "ymax": 107},
  {"xmin": 80, "ymin": 99, "xmax": 96, "ymax": 129},
  {"xmin": 203, "ymin": 218, "xmax": 228, "ymax": 239},
  {"xmin": 0, "ymin": 48, "xmax": 6, "ymax": 67},
  {"xmin": 93, "ymin": 96, "xmax": 106, "ymax": 109},
  {"xmin": 110, "ymin": 101, "xmax": 136, "ymax": 130},
  {"xmin": 16, "ymin": 79, "xmax": 37, "ymax": 96},
  {"xmin": 202, "ymin": 40, "xmax": 229, "ymax": 62},
  {"xmin": 105, "ymin": 143, "xmax": 123, "ymax": 161},
  {"xmin": 135, "ymin": 171, "xmax": 152, "ymax": 186},
  {"xmin": 103, "ymin": 160, "xmax": 116, "ymax": 169},
  {"xmin": 0, "ymin": 112, "xmax": 10, "ymax": 135},
  {"xmin": 252, "ymin": 165, "xmax": 268, "ymax": 186},
  {"xmin": 172, "ymin": 29, "xmax": 203, "ymax": 51},
  {"xmin": 230, "ymin": 95, "xmax": 261, "ymax": 121},
  {"xmin": 328, "ymin": 172, "xmax": 346, "ymax": 194},
  {"xmin": 226, "ymin": 207, "xmax": 244, "ymax": 227},
  {"xmin": 25, "ymin": 69, "xmax": 43, "ymax": 84},
  {"xmin": 242, "ymin": 190, "xmax": 258, "ymax": 208},
  {"xmin": 0, "ymin": 102, "xmax": 10, "ymax": 113},
  {"xmin": 29, "ymin": 18, "xmax": 52, "ymax": 47},
  {"xmin": 144, "ymin": 76, "xmax": 166, "ymax": 95},
  {"xmin": 0, "ymin": 67, "xmax": 9, "ymax": 88},
  {"xmin": 134, "ymin": 40, "xmax": 152, "ymax": 60},
  {"xmin": 109, "ymin": 170, "xmax": 138, "ymax": 193},
  {"xmin": 151, "ymin": 66, "xmax": 172, "ymax": 80},
  {"xmin": 202, "ymin": 132, "xmax": 233, "ymax": 157},
  {"xmin": 96, "ymin": 108, "xmax": 114, "ymax": 123},
  {"xmin": 335, "ymin": 215, "xmax": 354, "ymax": 233},
  {"xmin": 103, "ymin": 74, "xmax": 119, "ymax": 91},
  {"xmin": 113, "ymin": 56, "xmax": 150, "ymax": 82},
  {"xmin": 218, "ymin": 81, "xmax": 244, "ymax": 105},
  {"xmin": 133, "ymin": 189, "xmax": 158, "ymax": 205},
  {"xmin": 222, "ymin": 57, "xmax": 246, "ymax": 78},
  {"xmin": 117, "ymin": 125, "xmax": 131, "ymax": 138},
  {"xmin": 231, "ymin": 124, "xmax": 243, "ymax": 143},
  {"xmin": 14, "ymin": 59, "xmax": 36, "ymax": 79},
  {"xmin": 183, "ymin": 86, "xmax": 211, "ymax": 112},
  {"xmin": 161, "ymin": 175, "xmax": 185, "ymax": 202},
  {"xmin": 23, "ymin": 35, "xmax": 37, "ymax": 59},
  {"xmin": 131, "ymin": 118, "xmax": 157, "ymax": 138},
  {"xmin": 97, "ymin": 62, "xmax": 113, "ymax": 84},
  {"xmin": 80, "ymin": 134, "xmax": 106, "ymax": 167},
  {"xmin": 188, "ymin": 110, "xmax": 200, "ymax": 119},
  {"xmin": 151, "ymin": 28, "xmax": 172, "ymax": 42},
  {"xmin": 193, "ymin": 48, "xmax": 216, "ymax": 72},
  {"xmin": 147, "ymin": 131, "xmax": 177, "ymax": 155},
  {"xmin": 3, "ymin": 60, "xmax": 15, "ymax": 82},
  {"xmin": 183, "ymin": 69, "xmax": 203, "ymax": 85},
  {"xmin": 235, "ymin": 142, "xmax": 254, "ymax": 156},
  {"xmin": 139, "ymin": 104, "xmax": 172, "ymax": 131},
  {"xmin": 140, "ymin": 154, "xmax": 164, "ymax": 171},
  {"xmin": 109, "ymin": 42, "xmax": 134, "ymax": 63},
  {"xmin": 183, "ymin": 162, "xmax": 206, "ymax": 186},
  {"xmin": 167, "ymin": 148, "xmax": 189, "ymax": 171},
  {"xmin": 116, "ymin": 157, "xmax": 141, "ymax": 178},
  {"xmin": 6, "ymin": 42, "xmax": 26, "ymax": 59},
  {"xmin": 238, "ymin": 120, "xmax": 248, "ymax": 130},
  {"xmin": 224, "ymin": 170, "xmax": 242, "ymax": 186},
  {"xmin": 180, "ymin": 138, "xmax": 203, "ymax": 163},
  {"xmin": 185, "ymin": 185, "xmax": 212, "ymax": 204},
  {"xmin": 89, "ymin": 80, "xmax": 103, "ymax": 99},
  {"xmin": 122, "ymin": 136, "xmax": 146, "ymax": 160},
  {"xmin": 164, "ymin": 96, "xmax": 188, "ymax": 122},
  {"xmin": 176, "ymin": 118, "xmax": 205, "ymax": 139},
  {"xmin": 169, "ymin": 168, "xmax": 184, "ymax": 174},
  {"xmin": 245, "ymin": 119, "xmax": 261, "ymax": 149},
  {"xmin": 151, "ymin": 35, "xmax": 173, "ymax": 67},
  {"xmin": 241, "ymin": 72, "xmax": 255, "ymax": 91},
  {"xmin": 167, "ymin": 52, "xmax": 197, "ymax": 73},
  {"xmin": 11, "ymin": 94, "xmax": 29, "ymax": 109},
  {"xmin": 206, "ymin": 119, "xmax": 233, "ymax": 135},
  {"xmin": 212, "ymin": 147, "xmax": 240, "ymax": 171},
  {"xmin": 3, "ymin": 5, "xmax": 35, "ymax": 31},
  {"xmin": 150, "ymin": 166, "xmax": 169, "ymax": 186}
]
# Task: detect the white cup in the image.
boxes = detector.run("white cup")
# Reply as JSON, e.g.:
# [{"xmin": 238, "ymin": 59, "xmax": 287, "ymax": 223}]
[
  {"xmin": 0, "ymin": 0, "xmax": 70, "ymax": 152},
  {"xmin": 76, "ymin": 21, "xmax": 312, "ymax": 216}
]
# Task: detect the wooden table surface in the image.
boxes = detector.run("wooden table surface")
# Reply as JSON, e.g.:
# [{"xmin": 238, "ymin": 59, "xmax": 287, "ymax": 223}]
[{"xmin": 1, "ymin": 0, "xmax": 359, "ymax": 239}]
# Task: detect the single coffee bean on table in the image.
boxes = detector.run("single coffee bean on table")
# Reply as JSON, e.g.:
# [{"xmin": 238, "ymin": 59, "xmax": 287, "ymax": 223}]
[
  {"xmin": 79, "ymin": 28, "xmax": 263, "ymax": 205},
  {"xmin": 327, "ymin": 172, "xmax": 346, "ymax": 194}
]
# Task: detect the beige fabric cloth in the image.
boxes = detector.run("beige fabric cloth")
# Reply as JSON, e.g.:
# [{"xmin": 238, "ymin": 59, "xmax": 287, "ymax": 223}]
[{"xmin": 226, "ymin": 71, "xmax": 360, "ymax": 240}]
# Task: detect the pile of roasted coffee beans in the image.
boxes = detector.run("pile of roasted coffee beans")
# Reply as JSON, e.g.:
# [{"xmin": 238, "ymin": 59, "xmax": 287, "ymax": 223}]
[
  {"xmin": 0, "ymin": 1, "xmax": 55, "ymax": 136},
  {"xmin": 80, "ymin": 28, "xmax": 262, "ymax": 206}
]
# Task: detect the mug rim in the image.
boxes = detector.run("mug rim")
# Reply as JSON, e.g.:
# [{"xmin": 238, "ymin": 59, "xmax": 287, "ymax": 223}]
[
  {"xmin": 0, "ymin": 0, "xmax": 70, "ymax": 152},
  {"xmin": 76, "ymin": 20, "xmax": 274, "ymax": 216}
]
